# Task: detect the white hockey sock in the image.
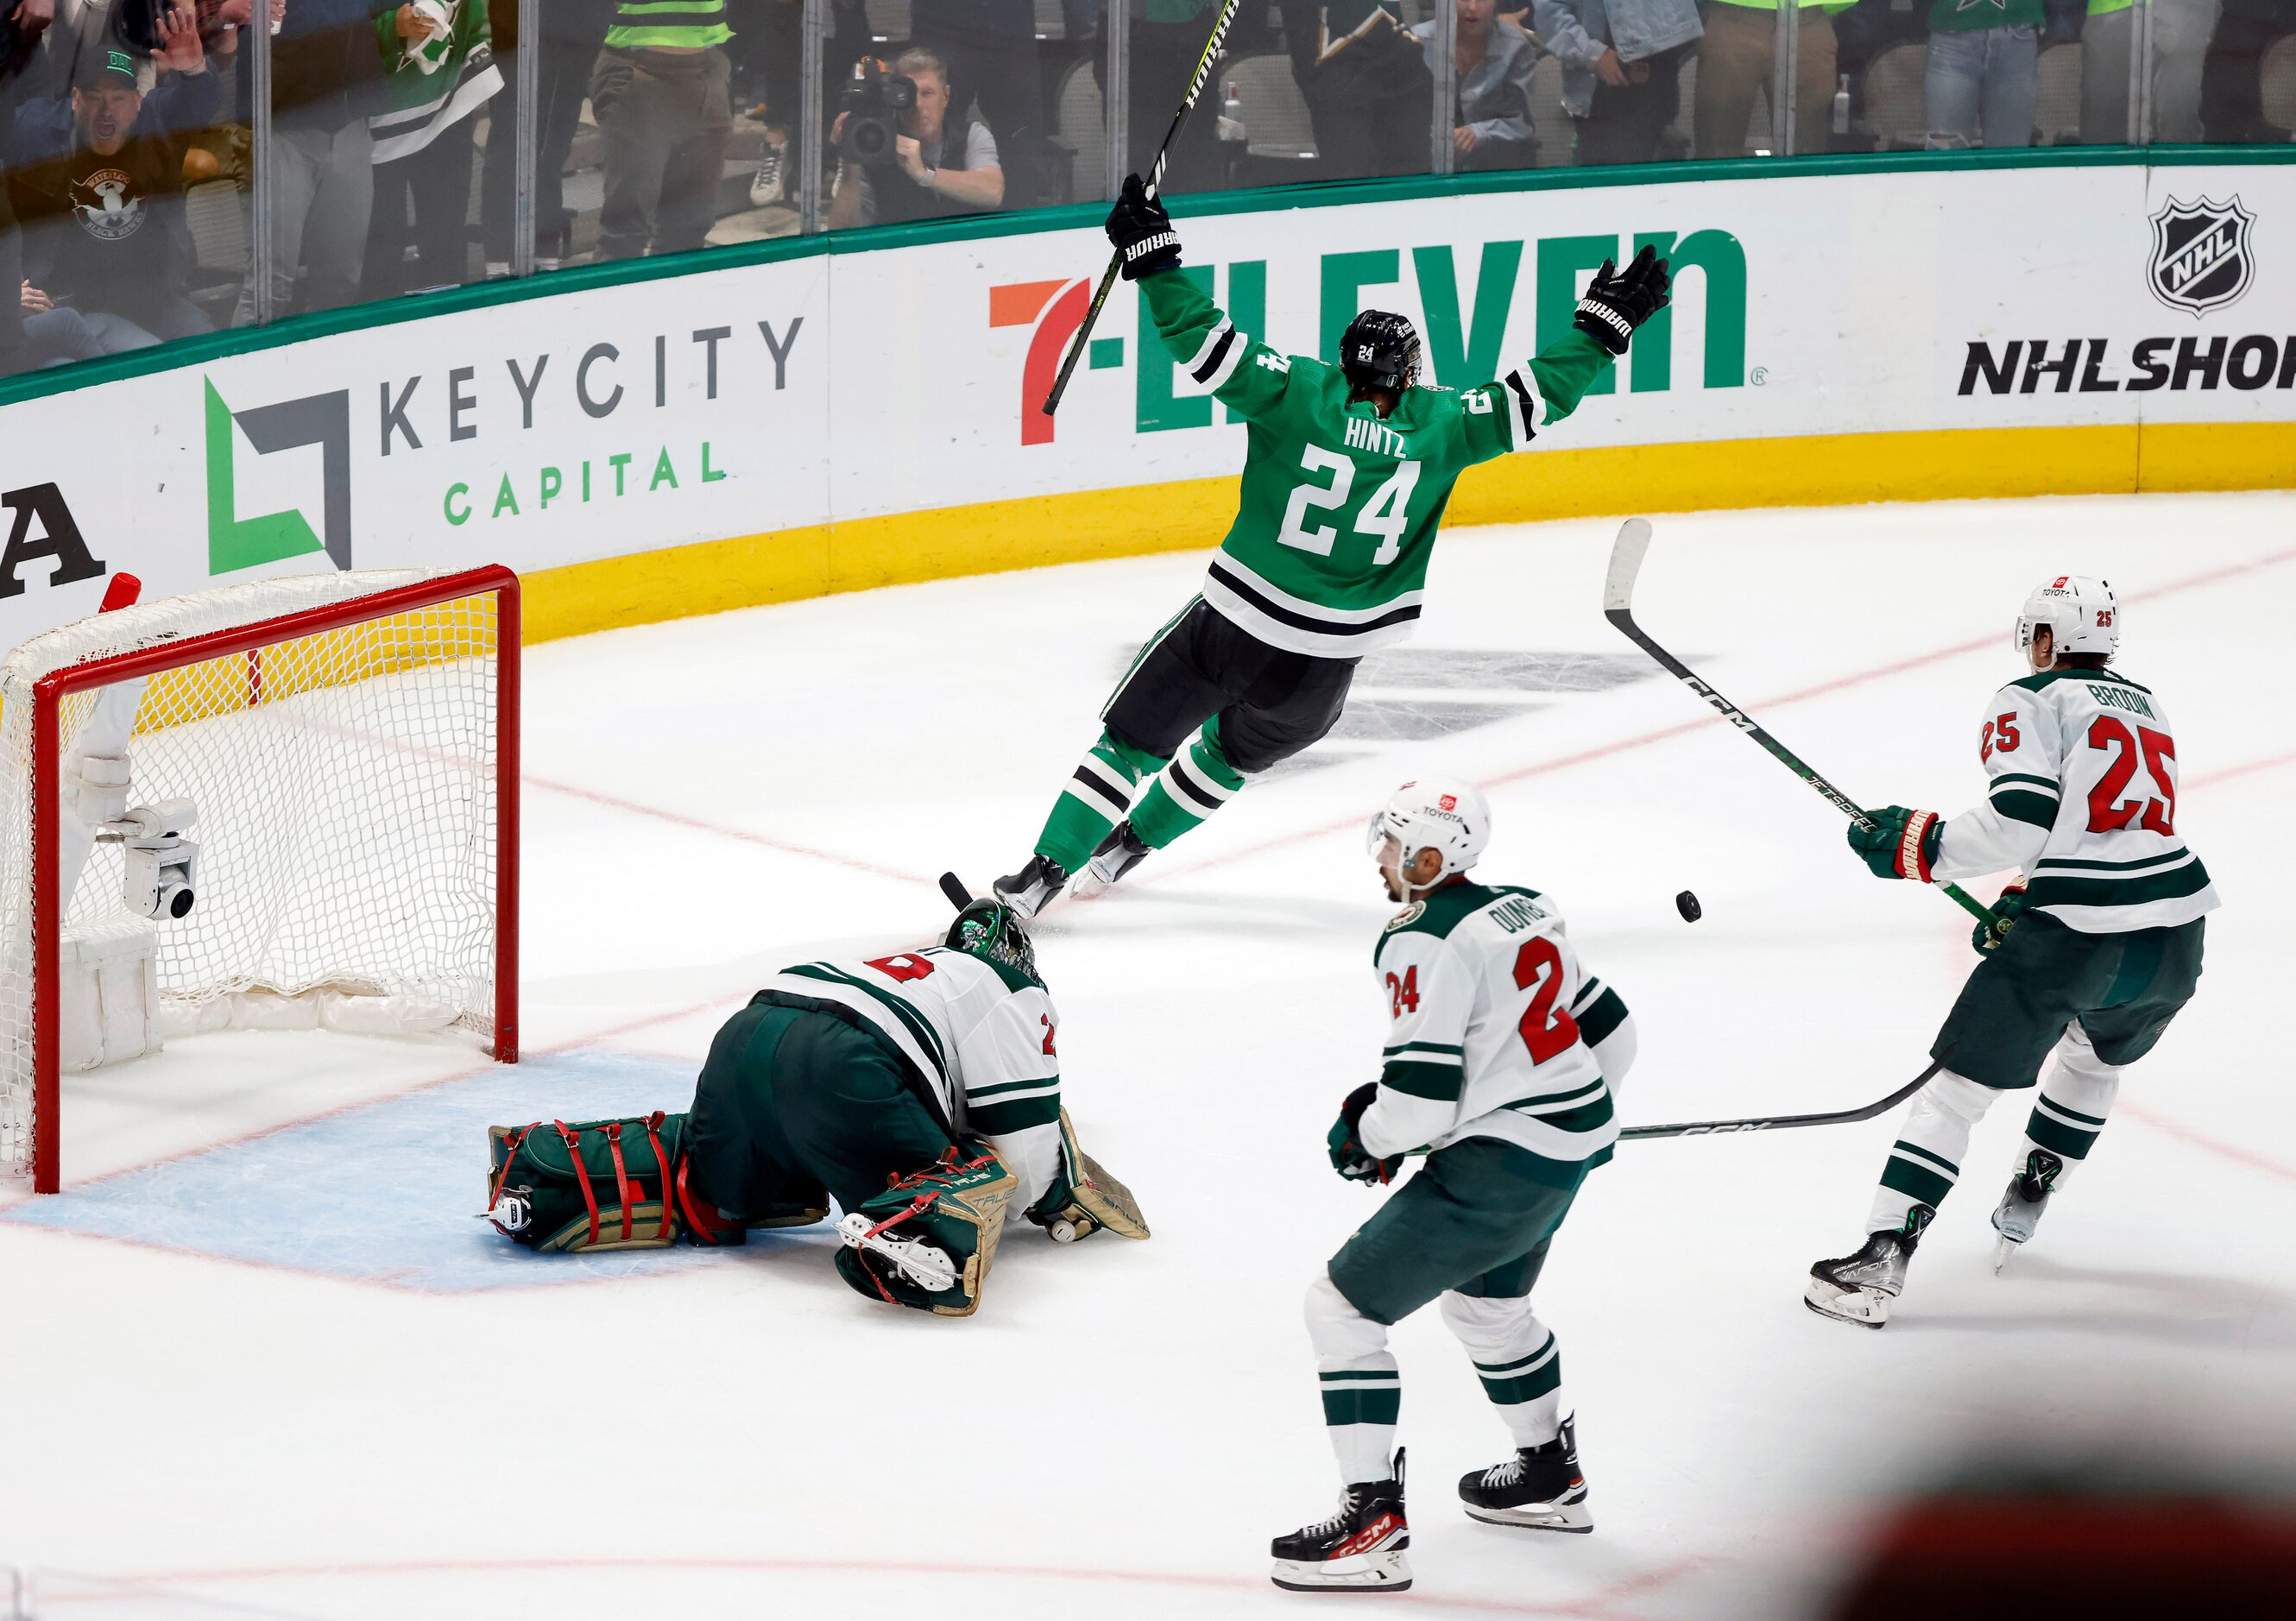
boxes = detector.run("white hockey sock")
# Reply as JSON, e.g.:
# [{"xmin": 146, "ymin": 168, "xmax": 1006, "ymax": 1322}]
[
  {"xmin": 1867, "ymin": 1069, "xmax": 1998, "ymax": 1234},
  {"xmin": 2018, "ymin": 1025, "xmax": 2123, "ymax": 1187},
  {"xmin": 1305, "ymin": 1273, "xmax": 1399, "ymax": 1485},
  {"xmin": 1440, "ymin": 1290, "xmax": 1562, "ymax": 1451}
]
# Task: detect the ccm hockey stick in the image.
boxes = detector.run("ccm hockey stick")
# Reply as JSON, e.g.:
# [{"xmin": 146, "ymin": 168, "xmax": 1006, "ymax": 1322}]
[
  {"xmin": 1040, "ymin": 0, "xmax": 1245, "ymax": 416},
  {"xmin": 1619, "ymin": 1062, "xmax": 1939, "ymax": 1141},
  {"xmin": 1604, "ymin": 519, "xmax": 1992, "ymax": 926}
]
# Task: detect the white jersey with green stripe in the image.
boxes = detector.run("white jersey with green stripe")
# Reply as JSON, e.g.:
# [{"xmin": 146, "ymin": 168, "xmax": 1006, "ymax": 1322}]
[
  {"xmin": 1933, "ymin": 665, "xmax": 2219, "ymax": 932},
  {"xmin": 1358, "ymin": 880, "xmax": 1637, "ymax": 1170},
  {"xmin": 756, "ymin": 947, "xmax": 1064, "ymax": 1217}
]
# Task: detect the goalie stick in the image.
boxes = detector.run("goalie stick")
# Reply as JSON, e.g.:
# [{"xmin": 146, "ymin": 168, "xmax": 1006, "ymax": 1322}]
[
  {"xmin": 1604, "ymin": 518, "xmax": 1992, "ymax": 926},
  {"xmin": 1040, "ymin": 0, "xmax": 1245, "ymax": 417},
  {"xmin": 1619, "ymin": 1062, "xmax": 1938, "ymax": 1141}
]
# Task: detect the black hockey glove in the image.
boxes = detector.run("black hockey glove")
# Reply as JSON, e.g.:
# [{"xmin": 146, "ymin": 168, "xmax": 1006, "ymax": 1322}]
[
  {"xmin": 1106, "ymin": 173, "xmax": 1181, "ymax": 281},
  {"xmin": 1974, "ymin": 882, "xmax": 2027, "ymax": 953},
  {"xmin": 1847, "ymin": 806, "xmax": 1943, "ymax": 883},
  {"xmin": 1327, "ymin": 1082, "xmax": 1402, "ymax": 1186},
  {"xmin": 1573, "ymin": 243, "xmax": 1671, "ymax": 356}
]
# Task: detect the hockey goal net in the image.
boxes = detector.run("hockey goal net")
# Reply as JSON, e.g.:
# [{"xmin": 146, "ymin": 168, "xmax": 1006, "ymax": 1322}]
[{"xmin": 0, "ymin": 565, "xmax": 518, "ymax": 1193}]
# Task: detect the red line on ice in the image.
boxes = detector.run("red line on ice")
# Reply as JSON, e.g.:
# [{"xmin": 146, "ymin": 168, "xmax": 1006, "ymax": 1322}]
[
  {"xmin": 85, "ymin": 1554, "xmax": 1641, "ymax": 1617},
  {"xmin": 2185, "ymin": 750, "xmax": 2296, "ymax": 791},
  {"xmin": 2118, "ymin": 1102, "xmax": 2296, "ymax": 1188},
  {"xmin": 521, "ymin": 773, "xmax": 930, "ymax": 887}
]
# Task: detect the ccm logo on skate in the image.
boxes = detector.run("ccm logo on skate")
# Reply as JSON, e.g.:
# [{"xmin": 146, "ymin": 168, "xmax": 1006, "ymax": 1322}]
[{"xmin": 1334, "ymin": 1513, "xmax": 1403, "ymax": 1558}]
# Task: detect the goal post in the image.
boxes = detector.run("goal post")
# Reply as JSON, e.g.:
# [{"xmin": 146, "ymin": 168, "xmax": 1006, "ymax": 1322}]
[{"xmin": 6, "ymin": 565, "xmax": 520, "ymax": 1194}]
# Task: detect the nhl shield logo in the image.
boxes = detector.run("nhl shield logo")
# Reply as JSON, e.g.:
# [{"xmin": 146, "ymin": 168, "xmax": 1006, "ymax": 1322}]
[{"xmin": 2147, "ymin": 196, "xmax": 2255, "ymax": 317}]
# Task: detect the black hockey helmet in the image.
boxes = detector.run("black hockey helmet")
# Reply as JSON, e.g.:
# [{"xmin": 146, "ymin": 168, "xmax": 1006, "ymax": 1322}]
[
  {"xmin": 1340, "ymin": 310, "xmax": 1422, "ymax": 398},
  {"xmin": 945, "ymin": 898, "xmax": 1041, "ymax": 987}
]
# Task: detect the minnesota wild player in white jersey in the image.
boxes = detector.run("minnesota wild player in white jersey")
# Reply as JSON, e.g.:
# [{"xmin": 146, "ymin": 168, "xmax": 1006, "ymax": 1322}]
[
  {"xmin": 684, "ymin": 897, "xmax": 1145, "ymax": 1317},
  {"xmin": 1271, "ymin": 777, "xmax": 1637, "ymax": 1593},
  {"xmin": 993, "ymin": 178, "xmax": 1671, "ymax": 918},
  {"xmin": 1806, "ymin": 577, "xmax": 2217, "ymax": 1328}
]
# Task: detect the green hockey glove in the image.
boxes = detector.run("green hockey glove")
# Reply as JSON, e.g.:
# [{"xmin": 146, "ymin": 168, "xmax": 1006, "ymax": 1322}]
[
  {"xmin": 1573, "ymin": 243, "xmax": 1670, "ymax": 356},
  {"xmin": 1106, "ymin": 173, "xmax": 1181, "ymax": 281},
  {"xmin": 1974, "ymin": 883, "xmax": 2027, "ymax": 953},
  {"xmin": 1328, "ymin": 1082, "xmax": 1401, "ymax": 1185},
  {"xmin": 1847, "ymin": 805, "xmax": 1942, "ymax": 882}
]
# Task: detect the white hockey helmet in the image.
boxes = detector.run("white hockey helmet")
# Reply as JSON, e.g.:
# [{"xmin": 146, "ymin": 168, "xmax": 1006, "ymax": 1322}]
[
  {"xmin": 2015, "ymin": 575, "xmax": 2120, "ymax": 661},
  {"xmin": 1366, "ymin": 775, "xmax": 1491, "ymax": 884}
]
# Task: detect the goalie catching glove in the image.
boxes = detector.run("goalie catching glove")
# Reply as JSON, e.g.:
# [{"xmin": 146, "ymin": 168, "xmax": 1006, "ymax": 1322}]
[
  {"xmin": 1847, "ymin": 805, "xmax": 1943, "ymax": 883},
  {"xmin": 1106, "ymin": 173, "xmax": 1181, "ymax": 281},
  {"xmin": 1031, "ymin": 1107, "xmax": 1150, "ymax": 1243},
  {"xmin": 1328, "ymin": 1082, "xmax": 1403, "ymax": 1185}
]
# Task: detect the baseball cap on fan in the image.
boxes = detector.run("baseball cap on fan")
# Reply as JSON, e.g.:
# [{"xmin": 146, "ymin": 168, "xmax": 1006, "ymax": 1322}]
[{"xmin": 73, "ymin": 48, "xmax": 142, "ymax": 91}]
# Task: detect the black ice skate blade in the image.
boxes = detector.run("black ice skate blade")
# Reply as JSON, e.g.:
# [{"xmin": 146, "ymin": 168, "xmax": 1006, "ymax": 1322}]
[
  {"xmin": 1463, "ymin": 1508, "xmax": 1594, "ymax": 1533},
  {"xmin": 1802, "ymin": 1294, "xmax": 1887, "ymax": 1331}
]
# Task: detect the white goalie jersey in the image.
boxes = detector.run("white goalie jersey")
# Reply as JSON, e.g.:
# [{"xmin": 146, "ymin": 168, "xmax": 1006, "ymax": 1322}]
[
  {"xmin": 1357, "ymin": 882, "xmax": 1637, "ymax": 1170},
  {"xmin": 757, "ymin": 948, "xmax": 1068, "ymax": 1218},
  {"xmin": 1934, "ymin": 666, "xmax": 2218, "ymax": 933}
]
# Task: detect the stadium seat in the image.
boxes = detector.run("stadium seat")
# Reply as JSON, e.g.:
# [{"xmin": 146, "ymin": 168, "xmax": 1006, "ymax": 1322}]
[
  {"xmin": 1862, "ymin": 42, "xmax": 1927, "ymax": 150},
  {"xmin": 2035, "ymin": 42, "xmax": 2082, "ymax": 146},
  {"xmin": 2262, "ymin": 34, "xmax": 2296, "ymax": 138}
]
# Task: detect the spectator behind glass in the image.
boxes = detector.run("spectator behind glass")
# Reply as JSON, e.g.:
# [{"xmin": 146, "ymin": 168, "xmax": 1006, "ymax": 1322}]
[
  {"xmin": 590, "ymin": 0, "xmax": 734, "ymax": 260},
  {"xmin": 1694, "ymin": 0, "xmax": 1840, "ymax": 157},
  {"xmin": 906, "ymin": 0, "xmax": 1044, "ymax": 208},
  {"xmin": 1413, "ymin": 0, "xmax": 1538, "ymax": 169},
  {"xmin": 1277, "ymin": 0, "xmax": 1435, "ymax": 179},
  {"xmin": 7, "ymin": 26, "xmax": 220, "ymax": 351},
  {"xmin": 1530, "ymin": 0, "xmax": 1700, "ymax": 163},
  {"xmin": 1108, "ymin": 0, "xmax": 1227, "ymax": 197},
  {"xmin": 363, "ymin": 0, "xmax": 500, "ymax": 295},
  {"xmin": 235, "ymin": 0, "xmax": 389, "ymax": 323},
  {"xmin": 825, "ymin": 47, "xmax": 1003, "ymax": 227},
  {"xmin": 1921, "ymin": 0, "xmax": 2037, "ymax": 147},
  {"xmin": 2080, "ymin": 0, "xmax": 2218, "ymax": 142},
  {"xmin": 477, "ymin": 0, "xmax": 610, "ymax": 274}
]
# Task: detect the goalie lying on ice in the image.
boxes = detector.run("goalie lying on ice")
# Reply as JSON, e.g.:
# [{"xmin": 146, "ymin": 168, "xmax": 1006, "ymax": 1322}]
[{"xmin": 684, "ymin": 897, "xmax": 1147, "ymax": 1316}]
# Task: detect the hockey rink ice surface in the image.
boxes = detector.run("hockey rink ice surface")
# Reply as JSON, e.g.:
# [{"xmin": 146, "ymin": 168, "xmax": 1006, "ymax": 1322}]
[{"xmin": 2, "ymin": 491, "xmax": 2292, "ymax": 1619}]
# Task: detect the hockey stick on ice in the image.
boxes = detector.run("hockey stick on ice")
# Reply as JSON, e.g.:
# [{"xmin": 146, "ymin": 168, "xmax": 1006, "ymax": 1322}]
[
  {"xmin": 1604, "ymin": 519, "xmax": 1992, "ymax": 926},
  {"xmin": 1040, "ymin": 0, "xmax": 1246, "ymax": 417},
  {"xmin": 1619, "ymin": 1062, "xmax": 1938, "ymax": 1141}
]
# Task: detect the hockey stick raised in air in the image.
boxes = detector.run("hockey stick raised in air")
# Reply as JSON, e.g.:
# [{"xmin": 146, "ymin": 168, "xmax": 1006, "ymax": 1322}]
[
  {"xmin": 939, "ymin": 872, "xmax": 975, "ymax": 910},
  {"xmin": 1620, "ymin": 1063, "xmax": 1939, "ymax": 1140},
  {"xmin": 1604, "ymin": 518, "xmax": 1992, "ymax": 926},
  {"xmin": 1040, "ymin": 0, "xmax": 1245, "ymax": 417}
]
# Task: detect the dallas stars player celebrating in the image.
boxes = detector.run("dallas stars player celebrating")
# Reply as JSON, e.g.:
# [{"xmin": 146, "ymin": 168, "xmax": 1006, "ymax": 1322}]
[
  {"xmin": 993, "ymin": 179, "xmax": 1670, "ymax": 917},
  {"xmin": 684, "ymin": 898, "xmax": 1145, "ymax": 1317},
  {"xmin": 1272, "ymin": 778, "xmax": 1637, "ymax": 1593},
  {"xmin": 1806, "ymin": 577, "xmax": 2217, "ymax": 1328}
]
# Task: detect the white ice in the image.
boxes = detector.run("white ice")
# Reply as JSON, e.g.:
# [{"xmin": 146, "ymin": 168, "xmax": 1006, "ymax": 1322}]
[{"xmin": 2, "ymin": 491, "xmax": 2291, "ymax": 1620}]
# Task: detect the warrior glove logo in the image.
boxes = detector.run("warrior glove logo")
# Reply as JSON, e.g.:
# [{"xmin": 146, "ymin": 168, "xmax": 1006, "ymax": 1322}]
[{"xmin": 2147, "ymin": 196, "xmax": 2255, "ymax": 318}]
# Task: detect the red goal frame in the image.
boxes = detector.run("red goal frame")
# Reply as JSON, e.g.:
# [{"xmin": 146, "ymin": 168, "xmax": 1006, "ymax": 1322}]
[{"xmin": 26, "ymin": 565, "xmax": 521, "ymax": 1193}]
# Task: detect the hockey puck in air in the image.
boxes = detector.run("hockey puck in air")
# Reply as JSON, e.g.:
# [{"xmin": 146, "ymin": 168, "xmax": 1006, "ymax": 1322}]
[{"xmin": 1675, "ymin": 890, "xmax": 1701, "ymax": 922}]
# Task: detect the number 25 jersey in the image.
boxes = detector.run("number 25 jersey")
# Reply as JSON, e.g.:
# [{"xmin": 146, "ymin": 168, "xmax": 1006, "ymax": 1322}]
[{"xmin": 1934, "ymin": 665, "xmax": 2218, "ymax": 933}]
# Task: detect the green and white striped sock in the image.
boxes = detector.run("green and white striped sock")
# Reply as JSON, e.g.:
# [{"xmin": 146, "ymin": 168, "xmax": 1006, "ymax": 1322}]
[
  {"xmin": 1128, "ymin": 724, "xmax": 1246, "ymax": 850},
  {"xmin": 1318, "ymin": 1359, "xmax": 1401, "ymax": 1486},
  {"xmin": 1034, "ymin": 731, "xmax": 1163, "ymax": 871},
  {"xmin": 1865, "ymin": 1070, "xmax": 1994, "ymax": 1233},
  {"xmin": 2018, "ymin": 1035, "xmax": 2121, "ymax": 1186},
  {"xmin": 1473, "ymin": 1328, "xmax": 1563, "ymax": 1451}
]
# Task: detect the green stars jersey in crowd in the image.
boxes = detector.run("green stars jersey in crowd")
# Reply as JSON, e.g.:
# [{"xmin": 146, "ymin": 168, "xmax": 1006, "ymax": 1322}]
[{"xmin": 1137, "ymin": 268, "xmax": 1616, "ymax": 657}]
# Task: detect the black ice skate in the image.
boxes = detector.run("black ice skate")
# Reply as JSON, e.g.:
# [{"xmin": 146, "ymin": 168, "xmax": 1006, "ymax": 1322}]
[
  {"xmin": 1458, "ymin": 1414, "xmax": 1593, "ymax": 1532},
  {"xmin": 1270, "ymin": 1448, "xmax": 1411, "ymax": 1593},
  {"xmin": 1067, "ymin": 822, "xmax": 1151, "ymax": 902},
  {"xmin": 1990, "ymin": 1149, "xmax": 2064, "ymax": 1271},
  {"xmin": 992, "ymin": 855, "xmax": 1067, "ymax": 919},
  {"xmin": 1804, "ymin": 1207, "xmax": 1929, "ymax": 1329}
]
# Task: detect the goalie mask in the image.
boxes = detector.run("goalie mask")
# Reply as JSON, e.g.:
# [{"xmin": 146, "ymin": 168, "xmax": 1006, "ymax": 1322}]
[
  {"xmin": 945, "ymin": 898, "xmax": 1040, "ymax": 987},
  {"xmin": 2015, "ymin": 574, "xmax": 2119, "ymax": 662},
  {"xmin": 1340, "ymin": 309, "xmax": 1422, "ymax": 397},
  {"xmin": 1366, "ymin": 776, "xmax": 1491, "ymax": 893}
]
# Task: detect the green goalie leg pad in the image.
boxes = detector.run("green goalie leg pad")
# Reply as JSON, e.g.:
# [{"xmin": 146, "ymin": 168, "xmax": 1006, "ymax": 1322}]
[
  {"xmin": 833, "ymin": 1149, "xmax": 1019, "ymax": 1318},
  {"xmin": 1128, "ymin": 723, "xmax": 1246, "ymax": 849},
  {"xmin": 1034, "ymin": 732, "xmax": 1164, "ymax": 871}
]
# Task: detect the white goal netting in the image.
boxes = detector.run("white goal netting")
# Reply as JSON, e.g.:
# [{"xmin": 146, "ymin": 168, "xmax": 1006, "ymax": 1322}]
[{"xmin": 0, "ymin": 569, "xmax": 508, "ymax": 1183}]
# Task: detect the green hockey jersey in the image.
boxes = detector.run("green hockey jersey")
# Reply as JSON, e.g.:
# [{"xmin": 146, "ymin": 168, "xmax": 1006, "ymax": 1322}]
[{"xmin": 1139, "ymin": 268, "xmax": 1615, "ymax": 657}]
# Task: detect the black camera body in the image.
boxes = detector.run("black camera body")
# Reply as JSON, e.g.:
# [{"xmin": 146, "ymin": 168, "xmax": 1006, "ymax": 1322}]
[{"xmin": 840, "ymin": 60, "xmax": 918, "ymax": 164}]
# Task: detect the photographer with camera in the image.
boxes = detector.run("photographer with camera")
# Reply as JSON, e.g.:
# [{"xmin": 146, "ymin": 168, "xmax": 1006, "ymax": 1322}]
[{"xmin": 824, "ymin": 47, "xmax": 1001, "ymax": 229}]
